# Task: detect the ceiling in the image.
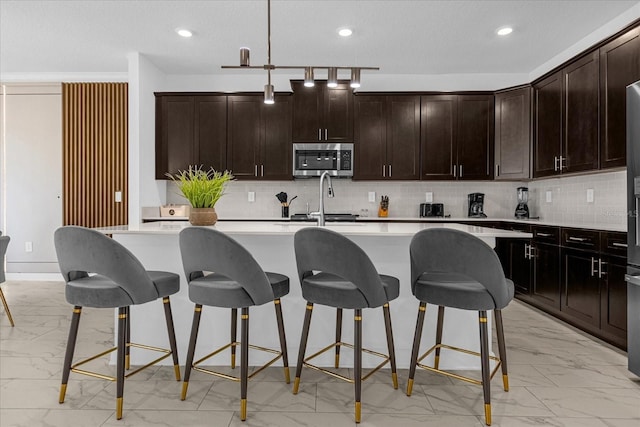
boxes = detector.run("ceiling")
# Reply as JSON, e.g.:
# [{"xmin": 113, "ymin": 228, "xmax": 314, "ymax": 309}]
[{"xmin": 1, "ymin": 0, "xmax": 639, "ymax": 80}]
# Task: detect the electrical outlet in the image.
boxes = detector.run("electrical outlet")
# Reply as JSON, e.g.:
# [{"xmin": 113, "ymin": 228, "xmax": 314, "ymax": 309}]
[
  {"xmin": 368, "ymin": 191, "xmax": 376, "ymax": 203},
  {"xmin": 546, "ymin": 190, "xmax": 552, "ymax": 203},
  {"xmin": 114, "ymin": 191, "xmax": 122, "ymax": 203},
  {"xmin": 425, "ymin": 192, "xmax": 433, "ymax": 203},
  {"xmin": 586, "ymin": 188, "xmax": 594, "ymax": 203},
  {"xmin": 248, "ymin": 191, "xmax": 255, "ymax": 202},
  {"xmin": 25, "ymin": 241, "xmax": 33, "ymax": 252}
]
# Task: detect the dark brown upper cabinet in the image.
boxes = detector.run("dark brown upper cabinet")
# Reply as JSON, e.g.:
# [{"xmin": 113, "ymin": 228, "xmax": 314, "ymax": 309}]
[
  {"xmin": 354, "ymin": 95, "xmax": 420, "ymax": 180},
  {"xmin": 600, "ymin": 27, "xmax": 640, "ymax": 169},
  {"xmin": 494, "ymin": 86, "xmax": 531, "ymax": 180},
  {"xmin": 563, "ymin": 50, "xmax": 600, "ymax": 174},
  {"xmin": 534, "ymin": 51, "xmax": 601, "ymax": 178},
  {"xmin": 155, "ymin": 94, "xmax": 227, "ymax": 179},
  {"xmin": 227, "ymin": 94, "xmax": 293, "ymax": 180},
  {"xmin": 291, "ymin": 81, "xmax": 353, "ymax": 142},
  {"xmin": 421, "ymin": 94, "xmax": 494, "ymax": 180},
  {"xmin": 533, "ymin": 72, "xmax": 563, "ymax": 178}
]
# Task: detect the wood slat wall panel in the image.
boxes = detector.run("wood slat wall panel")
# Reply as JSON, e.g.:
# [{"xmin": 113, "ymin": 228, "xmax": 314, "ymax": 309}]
[{"xmin": 62, "ymin": 83, "xmax": 128, "ymax": 227}]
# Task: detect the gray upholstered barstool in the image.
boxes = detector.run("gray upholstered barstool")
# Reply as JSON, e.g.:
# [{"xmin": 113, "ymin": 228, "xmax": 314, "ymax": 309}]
[
  {"xmin": 293, "ymin": 227, "xmax": 399, "ymax": 423},
  {"xmin": 178, "ymin": 227, "xmax": 290, "ymax": 422},
  {"xmin": 54, "ymin": 226, "xmax": 181, "ymax": 419},
  {"xmin": 0, "ymin": 235, "xmax": 14, "ymax": 327},
  {"xmin": 406, "ymin": 228, "xmax": 513, "ymax": 426}
]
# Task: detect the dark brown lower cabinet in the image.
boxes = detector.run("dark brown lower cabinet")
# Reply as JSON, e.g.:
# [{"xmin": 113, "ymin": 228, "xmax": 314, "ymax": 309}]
[
  {"xmin": 600, "ymin": 255, "xmax": 628, "ymax": 346},
  {"xmin": 561, "ymin": 248, "xmax": 601, "ymax": 326},
  {"xmin": 531, "ymin": 242, "xmax": 561, "ymax": 310}
]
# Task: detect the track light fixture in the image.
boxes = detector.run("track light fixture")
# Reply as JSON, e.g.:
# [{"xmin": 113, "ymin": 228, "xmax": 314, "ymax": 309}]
[{"xmin": 222, "ymin": 0, "xmax": 378, "ymax": 104}]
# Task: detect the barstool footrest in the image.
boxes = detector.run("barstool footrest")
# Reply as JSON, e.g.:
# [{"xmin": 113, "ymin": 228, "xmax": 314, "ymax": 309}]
[
  {"xmin": 69, "ymin": 342, "xmax": 173, "ymax": 381},
  {"xmin": 303, "ymin": 341, "xmax": 391, "ymax": 383},
  {"xmin": 192, "ymin": 341, "xmax": 284, "ymax": 382},
  {"xmin": 416, "ymin": 343, "xmax": 502, "ymax": 386}
]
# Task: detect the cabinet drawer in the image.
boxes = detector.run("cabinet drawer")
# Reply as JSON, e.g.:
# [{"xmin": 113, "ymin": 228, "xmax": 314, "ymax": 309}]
[
  {"xmin": 562, "ymin": 228, "xmax": 600, "ymax": 251},
  {"xmin": 601, "ymin": 232, "xmax": 628, "ymax": 257},
  {"xmin": 533, "ymin": 225, "xmax": 560, "ymax": 245}
]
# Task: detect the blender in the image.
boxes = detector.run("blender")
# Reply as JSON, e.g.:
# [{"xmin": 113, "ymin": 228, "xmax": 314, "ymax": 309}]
[{"xmin": 515, "ymin": 187, "xmax": 529, "ymax": 219}]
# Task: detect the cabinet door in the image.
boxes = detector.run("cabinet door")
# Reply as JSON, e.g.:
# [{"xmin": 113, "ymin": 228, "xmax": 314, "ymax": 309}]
[
  {"xmin": 421, "ymin": 95, "xmax": 457, "ymax": 180},
  {"xmin": 387, "ymin": 95, "xmax": 420, "ymax": 180},
  {"xmin": 600, "ymin": 255, "xmax": 628, "ymax": 345},
  {"xmin": 262, "ymin": 95, "xmax": 293, "ymax": 180},
  {"xmin": 600, "ymin": 27, "xmax": 640, "ymax": 169},
  {"xmin": 457, "ymin": 95, "xmax": 494, "ymax": 180},
  {"xmin": 196, "ymin": 96, "xmax": 227, "ymax": 173},
  {"xmin": 495, "ymin": 87, "xmax": 531, "ymax": 180},
  {"xmin": 511, "ymin": 240, "xmax": 532, "ymax": 295},
  {"xmin": 533, "ymin": 72, "xmax": 562, "ymax": 178},
  {"xmin": 227, "ymin": 96, "xmax": 262, "ymax": 179},
  {"xmin": 156, "ymin": 96, "xmax": 195, "ymax": 179},
  {"xmin": 324, "ymin": 84, "xmax": 353, "ymax": 142},
  {"xmin": 561, "ymin": 248, "xmax": 600, "ymax": 326},
  {"xmin": 532, "ymin": 243, "xmax": 561, "ymax": 310},
  {"xmin": 292, "ymin": 82, "xmax": 322, "ymax": 142},
  {"xmin": 563, "ymin": 51, "xmax": 600, "ymax": 173},
  {"xmin": 354, "ymin": 95, "xmax": 386, "ymax": 179}
]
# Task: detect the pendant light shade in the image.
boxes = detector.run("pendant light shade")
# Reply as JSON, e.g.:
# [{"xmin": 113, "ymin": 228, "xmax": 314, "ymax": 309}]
[
  {"xmin": 327, "ymin": 67, "xmax": 338, "ymax": 88},
  {"xmin": 240, "ymin": 47, "xmax": 251, "ymax": 67},
  {"xmin": 264, "ymin": 84, "xmax": 275, "ymax": 104},
  {"xmin": 304, "ymin": 67, "xmax": 315, "ymax": 87},
  {"xmin": 350, "ymin": 68, "xmax": 361, "ymax": 88}
]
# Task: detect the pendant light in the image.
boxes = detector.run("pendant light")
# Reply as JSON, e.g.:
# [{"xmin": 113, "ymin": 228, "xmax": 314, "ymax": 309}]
[{"xmin": 222, "ymin": 0, "xmax": 378, "ymax": 103}]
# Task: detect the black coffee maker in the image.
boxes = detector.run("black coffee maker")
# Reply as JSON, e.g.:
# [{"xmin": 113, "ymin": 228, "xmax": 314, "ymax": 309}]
[{"xmin": 468, "ymin": 193, "xmax": 487, "ymax": 218}]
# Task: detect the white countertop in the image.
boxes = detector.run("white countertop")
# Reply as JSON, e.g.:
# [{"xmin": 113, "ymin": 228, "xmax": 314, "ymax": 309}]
[{"xmin": 97, "ymin": 221, "xmax": 532, "ymax": 239}]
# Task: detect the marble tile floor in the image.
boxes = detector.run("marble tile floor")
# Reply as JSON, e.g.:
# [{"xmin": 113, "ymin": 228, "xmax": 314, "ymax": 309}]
[{"xmin": 1, "ymin": 280, "xmax": 639, "ymax": 426}]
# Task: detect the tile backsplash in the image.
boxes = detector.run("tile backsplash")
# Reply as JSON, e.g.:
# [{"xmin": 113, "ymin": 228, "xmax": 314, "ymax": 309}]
[{"xmin": 165, "ymin": 170, "xmax": 627, "ymax": 229}]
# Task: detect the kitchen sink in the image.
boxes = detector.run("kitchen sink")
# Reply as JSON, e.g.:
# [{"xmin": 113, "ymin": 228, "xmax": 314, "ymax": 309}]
[{"xmin": 290, "ymin": 213, "xmax": 358, "ymax": 222}]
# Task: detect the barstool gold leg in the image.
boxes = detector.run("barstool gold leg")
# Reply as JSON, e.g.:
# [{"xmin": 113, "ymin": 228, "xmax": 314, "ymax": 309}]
[{"xmin": 0, "ymin": 288, "xmax": 15, "ymax": 327}]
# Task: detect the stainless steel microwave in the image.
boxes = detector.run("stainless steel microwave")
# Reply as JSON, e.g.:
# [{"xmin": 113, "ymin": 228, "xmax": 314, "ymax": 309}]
[{"xmin": 293, "ymin": 143, "xmax": 354, "ymax": 177}]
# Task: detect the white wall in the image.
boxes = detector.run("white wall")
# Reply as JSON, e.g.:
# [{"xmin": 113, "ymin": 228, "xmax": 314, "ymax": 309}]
[
  {"xmin": 127, "ymin": 53, "xmax": 168, "ymax": 225},
  {"xmin": 0, "ymin": 84, "xmax": 62, "ymax": 272}
]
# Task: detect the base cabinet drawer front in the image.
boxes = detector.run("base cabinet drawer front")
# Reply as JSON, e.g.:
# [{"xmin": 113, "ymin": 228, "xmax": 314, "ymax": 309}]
[{"xmin": 561, "ymin": 248, "xmax": 601, "ymax": 327}]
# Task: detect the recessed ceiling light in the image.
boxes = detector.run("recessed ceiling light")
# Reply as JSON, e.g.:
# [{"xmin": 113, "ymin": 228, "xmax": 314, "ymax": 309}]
[
  {"xmin": 496, "ymin": 27, "xmax": 513, "ymax": 36},
  {"xmin": 176, "ymin": 28, "xmax": 193, "ymax": 38},
  {"xmin": 338, "ymin": 28, "xmax": 353, "ymax": 37}
]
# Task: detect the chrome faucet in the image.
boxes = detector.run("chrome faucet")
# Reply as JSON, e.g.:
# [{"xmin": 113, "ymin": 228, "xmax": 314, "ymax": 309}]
[{"xmin": 309, "ymin": 170, "xmax": 334, "ymax": 226}]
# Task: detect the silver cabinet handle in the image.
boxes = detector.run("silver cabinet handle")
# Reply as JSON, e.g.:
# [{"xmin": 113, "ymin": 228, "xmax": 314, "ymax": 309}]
[
  {"xmin": 254, "ymin": 165, "xmax": 258, "ymax": 176},
  {"xmin": 598, "ymin": 259, "xmax": 607, "ymax": 278},
  {"xmin": 590, "ymin": 257, "xmax": 596, "ymax": 277},
  {"xmin": 459, "ymin": 164, "xmax": 463, "ymax": 178},
  {"xmin": 568, "ymin": 237, "xmax": 588, "ymax": 242},
  {"xmin": 261, "ymin": 164, "xmax": 264, "ymax": 177},
  {"xmin": 524, "ymin": 243, "xmax": 530, "ymax": 259},
  {"xmin": 612, "ymin": 242, "xmax": 628, "ymax": 248},
  {"xmin": 324, "ymin": 129, "xmax": 328, "ymax": 140},
  {"xmin": 453, "ymin": 164, "xmax": 457, "ymax": 178},
  {"xmin": 560, "ymin": 156, "xmax": 566, "ymax": 170},
  {"xmin": 537, "ymin": 232, "xmax": 552, "ymax": 237},
  {"xmin": 554, "ymin": 156, "xmax": 559, "ymax": 171},
  {"xmin": 528, "ymin": 245, "xmax": 536, "ymax": 259},
  {"xmin": 318, "ymin": 129, "xmax": 322, "ymax": 140},
  {"xmin": 382, "ymin": 165, "xmax": 386, "ymax": 177},
  {"xmin": 626, "ymin": 274, "xmax": 640, "ymax": 286},
  {"xmin": 389, "ymin": 164, "xmax": 392, "ymax": 177}
]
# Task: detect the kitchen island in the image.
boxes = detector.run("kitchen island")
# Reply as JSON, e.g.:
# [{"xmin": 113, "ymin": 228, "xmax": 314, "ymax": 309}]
[{"xmin": 97, "ymin": 221, "xmax": 531, "ymax": 370}]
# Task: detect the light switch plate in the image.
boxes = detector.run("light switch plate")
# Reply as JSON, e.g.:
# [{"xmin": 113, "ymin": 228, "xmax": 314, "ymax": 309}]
[
  {"xmin": 587, "ymin": 188, "xmax": 594, "ymax": 203},
  {"xmin": 425, "ymin": 192, "xmax": 433, "ymax": 203},
  {"xmin": 248, "ymin": 191, "xmax": 255, "ymax": 202},
  {"xmin": 546, "ymin": 190, "xmax": 552, "ymax": 203},
  {"xmin": 368, "ymin": 191, "xmax": 376, "ymax": 203},
  {"xmin": 114, "ymin": 191, "xmax": 122, "ymax": 203},
  {"xmin": 25, "ymin": 241, "xmax": 33, "ymax": 252}
]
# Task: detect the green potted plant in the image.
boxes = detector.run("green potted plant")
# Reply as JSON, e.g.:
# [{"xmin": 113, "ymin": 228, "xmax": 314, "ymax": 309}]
[{"xmin": 167, "ymin": 165, "xmax": 234, "ymax": 226}]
